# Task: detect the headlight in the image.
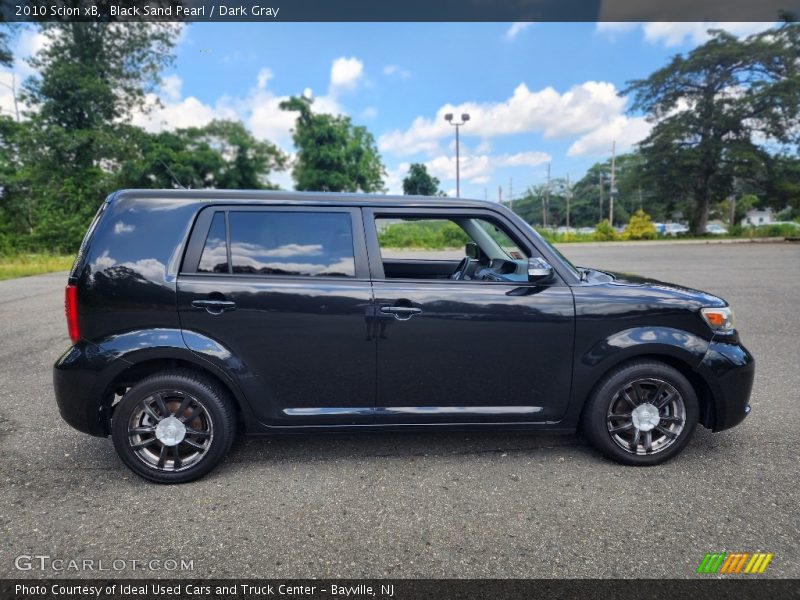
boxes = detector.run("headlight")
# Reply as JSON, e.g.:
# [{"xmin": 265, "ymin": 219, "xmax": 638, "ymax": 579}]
[{"xmin": 701, "ymin": 306, "xmax": 735, "ymax": 332}]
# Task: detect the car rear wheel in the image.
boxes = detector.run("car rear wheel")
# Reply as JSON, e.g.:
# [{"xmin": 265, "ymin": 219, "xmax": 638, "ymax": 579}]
[
  {"xmin": 581, "ymin": 360, "xmax": 699, "ymax": 466},
  {"xmin": 111, "ymin": 370, "xmax": 235, "ymax": 483}
]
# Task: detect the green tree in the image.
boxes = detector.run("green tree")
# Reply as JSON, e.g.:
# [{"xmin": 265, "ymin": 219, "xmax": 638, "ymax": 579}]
[
  {"xmin": 763, "ymin": 153, "xmax": 800, "ymax": 211},
  {"xmin": 24, "ymin": 23, "xmax": 179, "ymax": 128},
  {"xmin": 6, "ymin": 22, "xmax": 180, "ymax": 251},
  {"xmin": 624, "ymin": 24, "xmax": 800, "ymax": 234},
  {"xmin": 0, "ymin": 29, "xmax": 11, "ymax": 67},
  {"xmin": 280, "ymin": 96, "xmax": 386, "ymax": 193},
  {"xmin": 402, "ymin": 163, "xmax": 442, "ymax": 196},
  {"xmin": 116, "ymin": 120, "xmax": 286, "ymax": 190}
]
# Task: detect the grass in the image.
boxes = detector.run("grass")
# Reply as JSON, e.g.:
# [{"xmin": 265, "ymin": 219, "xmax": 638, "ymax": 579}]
[{"xmin": 0, "ymin": 254, "xmax": 74, "ymax": 281}]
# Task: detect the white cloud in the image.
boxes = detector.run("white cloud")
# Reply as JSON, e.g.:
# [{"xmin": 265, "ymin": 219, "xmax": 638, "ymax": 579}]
[
  {"xmin": 505, "ymin": 23, "xmax": 533, "ymax": 40},
  {"xmin": 132, "ymin": 93, "xmax": 238, "ymax": 132},
  {"xmin": 567, "ymin": 115, "xmax": 652, "ymax": 156},
  {"xmin": 425, "ymin": 150, "xmax": 551, "ymax": 184},
  {"xmin": 256, "ymin": 67, "xmax": 273, "ymax": 90},
  {"xmin": 0, "ymin": 27, "xmax": 51, "ymax": 118},
  {"xmin": 132, "ymin": 62, "xmax": 347, "ymax": 147},
  {"xmin": 379, "ymin": 81, "xmax": 628, "ymax": 157},
  {"xmin": 361, "ymin": 106, "xmax": 378, "ymax": 120},
  {"xmin": 499, "ymin": 151, "xmax": 552, "ymax": 167},
  {"xmin": 160, "ymin": 74, "xmax": 183, "ymax": 102},
  {"xmin": 383, "ymin": 64, "xmax": 411, "ymax": 79},
  {"xmin": 0, "ymin": 72, "xmax": 22, "ymax": 120},
  {"xmin": 383, "ymin": 163, "xmax": 410, "ymax": 195},
  {"xmin": 596, "ymin": 22, "xmax": 775, "ymax": 47},
  {"xmin": 15, "ymin": 28, "xmax": 50, "ymax": 78},
  {"xmin": 330, "ymin": 57, "xmax": 364, "ymax": 92},
  {"xmin": 644, "ymin": 22, "xmax": 773, "ymax": 46}
]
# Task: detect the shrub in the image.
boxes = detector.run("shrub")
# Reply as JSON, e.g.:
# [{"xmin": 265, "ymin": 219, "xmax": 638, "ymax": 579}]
[
  {"xmin": 594, "ymin": 219, "xmax": 617, "ymax": 241},
  {"xmin": 622, "ymin": 209, "xmax": 657, "ymax": 240}
]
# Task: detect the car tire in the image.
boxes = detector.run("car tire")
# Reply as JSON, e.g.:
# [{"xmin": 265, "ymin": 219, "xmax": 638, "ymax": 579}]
[
  {"xmin": 111, "ymin": 370, "xmax": 235, "ymax": 483},
  {"xmin": 581, "ymin": 359, "xmax": 699, "ymax": 466}
]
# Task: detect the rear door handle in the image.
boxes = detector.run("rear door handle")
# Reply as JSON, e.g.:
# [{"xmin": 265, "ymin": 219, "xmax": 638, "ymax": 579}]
[
  {"xmin": 380, "ymin": 306, "xmax": 422, "ymax": 320},
  {"xmin": 191, "ymin": 299, "xmax": 237, "ymax": 314}
]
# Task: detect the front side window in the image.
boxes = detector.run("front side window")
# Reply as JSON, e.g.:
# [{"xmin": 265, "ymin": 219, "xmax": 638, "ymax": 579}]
[
  {"xmin": 376, "ymin": 216, "xmax": 527, "ymax": 261},
  {"xmin": 376, "ymin": 218, "xmax": 470, "ymax": 260},
  {"xmin": 228, "ymin": 211, "xmax": 356, "ymax": 277},
  {"xmin": 374, "ymin": 215, "xmax": 531, "ymax": 282}
]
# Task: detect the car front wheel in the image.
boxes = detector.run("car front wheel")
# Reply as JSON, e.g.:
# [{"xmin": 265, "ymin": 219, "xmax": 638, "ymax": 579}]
[
  {"xmin": 581, "ymin": 360, "xmax": 699, "ymax": 466},
  {"xmin": 111, "ymin": 370, "xmax": 235, "ymax": 483}
]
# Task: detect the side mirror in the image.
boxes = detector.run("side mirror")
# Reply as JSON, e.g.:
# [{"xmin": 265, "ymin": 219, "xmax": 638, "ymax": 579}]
[
  {"xmin": 527, "ymin": 257, "xmax": 554, "ymax": 283},
  {"xmin": 465, "ymin": 242, "xmax": 479, "ymax": 260}
]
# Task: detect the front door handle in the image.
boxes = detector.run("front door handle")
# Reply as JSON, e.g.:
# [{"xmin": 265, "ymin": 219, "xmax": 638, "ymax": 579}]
[
  {"xmin": 191, "ymin": 299, "xmax": 237, "ymax": 314},
  {"xmin": 380, "ymin": 306, "xmax": 422, "ymax": 320}
]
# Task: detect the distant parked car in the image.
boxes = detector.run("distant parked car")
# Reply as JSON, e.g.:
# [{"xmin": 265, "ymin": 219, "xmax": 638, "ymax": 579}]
[
  {"xmin": 705, "ymin": 223, "xmax": 728, "ymax": 235},
  {"xmin": 556, "ymin": 226, "xmax": 577, "ymax": 235},
  {"xmin": 664, "ymin": 223, "xmax": 689, "ymax": 236},
  {"xmin": 654, "ymin": 223, "xmax": 666, "ymax": 235},
  {"xmin": 577, "ymin": 227, "xmax": 595, "ymax": 235}
]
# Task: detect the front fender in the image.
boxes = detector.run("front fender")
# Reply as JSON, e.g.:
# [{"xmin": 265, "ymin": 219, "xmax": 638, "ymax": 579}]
[
  {"xmin": 561, "ymin": 326, "xmax": 712, "ymax": 428},
  {"xmin": 581, "ymin": 326, "xmax": 710, "ymax": 369}
]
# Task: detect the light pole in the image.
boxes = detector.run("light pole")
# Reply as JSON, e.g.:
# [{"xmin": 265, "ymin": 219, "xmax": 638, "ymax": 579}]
[{"xmin": 444, "ymin": 112, "xmax": 469, "ymax": 197}]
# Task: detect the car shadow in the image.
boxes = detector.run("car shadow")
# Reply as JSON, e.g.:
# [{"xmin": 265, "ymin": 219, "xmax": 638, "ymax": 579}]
[{"xmin": 223, "ymin": 429, "xmax": 591, "ymax": 465}]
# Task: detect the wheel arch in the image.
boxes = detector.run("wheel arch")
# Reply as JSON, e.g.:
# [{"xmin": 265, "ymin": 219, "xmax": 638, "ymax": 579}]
[
  {"xmin": 100, "ymin": 355, "xmax": 251, "ymax": 435},
  {"xmin": 576, "ymin": 352, "xmax": 715, "ymax": 430}
]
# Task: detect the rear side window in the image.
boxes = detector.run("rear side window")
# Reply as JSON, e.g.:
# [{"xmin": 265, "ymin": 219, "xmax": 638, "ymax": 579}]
[
  {"xmin": 198, "ymin": 212, "xmax": 229, "ymax": 273},
  {"xmin": 228, "ymin": 212, "xmax": 356, "ymax": 277}
]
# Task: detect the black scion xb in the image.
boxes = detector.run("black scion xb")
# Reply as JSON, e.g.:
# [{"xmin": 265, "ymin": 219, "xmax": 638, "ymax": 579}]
[{"xmin": 54, "ymin": 190, "xmax": 754, "ymax": 483}]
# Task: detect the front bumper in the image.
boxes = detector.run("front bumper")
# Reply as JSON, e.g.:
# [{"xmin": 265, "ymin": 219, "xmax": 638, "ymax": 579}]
[{"xmin": 696, "ymin": 338, "xmax": 755, "ymax": 432}]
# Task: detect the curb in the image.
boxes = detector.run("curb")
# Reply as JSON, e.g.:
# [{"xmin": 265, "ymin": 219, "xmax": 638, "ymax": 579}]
[{"xmin": 553, "ymin": 237, "xmax": 788, "ymax": 249}]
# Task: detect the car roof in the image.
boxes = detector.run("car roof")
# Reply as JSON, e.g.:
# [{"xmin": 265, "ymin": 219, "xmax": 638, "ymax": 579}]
[{"xmin": 111, "ymin": 189, "xmax": 502, "ymax": 211}]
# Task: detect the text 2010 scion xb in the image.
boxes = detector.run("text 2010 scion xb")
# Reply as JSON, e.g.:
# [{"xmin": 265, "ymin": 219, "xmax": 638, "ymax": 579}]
[{"xmin": 54, "ymin": 190, "xmax": 754, "ymax": 483}]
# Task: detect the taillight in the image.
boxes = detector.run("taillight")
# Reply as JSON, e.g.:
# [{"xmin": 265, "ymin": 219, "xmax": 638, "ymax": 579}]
[{"xmin": 65, "ymin": 284, "xmax": 79, "ymax": 344}]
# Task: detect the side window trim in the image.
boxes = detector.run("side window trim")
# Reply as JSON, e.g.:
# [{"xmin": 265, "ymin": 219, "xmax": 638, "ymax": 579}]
[
  {"xmin": 180, "ymin": 207, "xmax": 217, "ymax": 273},
  {"xmin": 223, "ymin": 210, "xmax": 233, "ymax": 274},
  {"xmin": 181, "ymin": 205, "xmax": 369, "ymax": 280}
]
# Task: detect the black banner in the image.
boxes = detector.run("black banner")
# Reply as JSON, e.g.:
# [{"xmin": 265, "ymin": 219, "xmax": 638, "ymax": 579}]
[
  {"xmin": 2, "ymin": 0, "xmax": 799, "ymax": 23},
  {"xmin": 2, "ymin": 579, "xmax": 800, "ymax": 600}
]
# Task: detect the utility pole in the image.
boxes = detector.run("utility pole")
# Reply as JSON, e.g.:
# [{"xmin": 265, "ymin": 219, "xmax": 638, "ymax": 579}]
[
  {"xmin": 638, "ymin": 185, "xmax": 643, "ymax": 211},
  {"xmin": 729, "ymin": 194, "xmax": 737, "ymax": 229},
  {"xmin": 543, "ymin": 162, "xmax": 550, "ymax": 228},
  {"xmin": 498, "ymin": 185, "xmax": 502, "ymax": 203},
  {"xmin": 484, "ymin": 188, "xmax": 488, "ymax": 202},
  {"xmin": 609, "ymin": 141, "xmax": 616, "ymax": 225},
  {"xmin": 599, "ymin": 172, "xmax": 604, "ymax": 222},
  {"xmin": 566, "ymin": 173, "xmax": 571, "ymax": 229}
]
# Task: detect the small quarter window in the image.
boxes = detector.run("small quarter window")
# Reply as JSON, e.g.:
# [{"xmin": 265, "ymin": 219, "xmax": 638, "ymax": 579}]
[
  {"xmin": 229, "ymin": 212, "xmax": 356, "ymax": 277},
  {"xmin": 198, "ymin": 212, "xmax": 229, "ymax": 273}
]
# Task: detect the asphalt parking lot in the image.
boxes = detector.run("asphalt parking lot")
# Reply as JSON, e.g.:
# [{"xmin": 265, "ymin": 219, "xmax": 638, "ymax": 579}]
[{"xmin": 1, "ymin": 241, "xmax": 798, "ymax": 579}]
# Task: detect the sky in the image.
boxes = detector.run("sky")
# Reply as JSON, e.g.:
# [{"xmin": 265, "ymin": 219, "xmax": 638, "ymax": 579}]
[{"xmin": 0, "ymin": 21, "xmax": 774, "ymax": 199}]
